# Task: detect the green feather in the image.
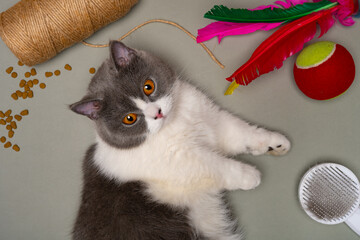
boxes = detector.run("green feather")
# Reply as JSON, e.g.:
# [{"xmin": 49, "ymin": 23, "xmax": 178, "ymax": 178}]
[{"xmin": 204, "ymin": 0, "xmax": 338, "ymax": 23}]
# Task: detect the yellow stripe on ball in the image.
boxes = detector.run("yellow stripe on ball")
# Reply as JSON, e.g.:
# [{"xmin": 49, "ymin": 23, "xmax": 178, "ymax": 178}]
[{"xmin": 296, "ymin": 41, "xmax": 336, "ymax": 69}]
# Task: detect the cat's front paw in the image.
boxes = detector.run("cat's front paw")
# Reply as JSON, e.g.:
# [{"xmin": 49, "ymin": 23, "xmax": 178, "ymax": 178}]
[{"xmin": 266, "ymin": 133, "xmax": 291, "ymax": 156}]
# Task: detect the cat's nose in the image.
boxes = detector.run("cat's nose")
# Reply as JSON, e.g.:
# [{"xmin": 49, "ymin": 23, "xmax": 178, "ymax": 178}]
[{"xmin": 154, "ymin": 109, "xmax": 163, "ymax": 120}]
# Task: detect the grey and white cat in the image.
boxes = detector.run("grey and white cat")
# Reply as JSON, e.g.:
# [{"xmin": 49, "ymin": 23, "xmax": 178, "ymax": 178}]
[{"xmin": 70, "ymin": 41, "xmax": 291, "ymax": 240}]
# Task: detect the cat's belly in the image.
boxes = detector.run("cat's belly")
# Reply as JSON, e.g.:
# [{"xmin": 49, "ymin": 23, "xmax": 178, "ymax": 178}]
[{"xmin": 145, "ymin": 181, "xmax": 241, "ymax": 240}]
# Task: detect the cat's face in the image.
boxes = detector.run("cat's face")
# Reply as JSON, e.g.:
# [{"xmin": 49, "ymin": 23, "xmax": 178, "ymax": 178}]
[{"xmin": 70, "ymin": 41, "xmax": 177, "ymax": 149}]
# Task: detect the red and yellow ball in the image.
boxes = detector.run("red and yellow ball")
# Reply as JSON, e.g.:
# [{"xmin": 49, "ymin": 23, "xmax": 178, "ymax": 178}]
[{"xmin": 293, "ymin": 41, "xmax": 355, "ymax": 100}]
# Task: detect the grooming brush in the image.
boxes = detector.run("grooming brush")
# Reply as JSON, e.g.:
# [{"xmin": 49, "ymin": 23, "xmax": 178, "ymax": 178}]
[{"xmin": 298, "ymin": 163, "xmax": 360, "ymax": 236}]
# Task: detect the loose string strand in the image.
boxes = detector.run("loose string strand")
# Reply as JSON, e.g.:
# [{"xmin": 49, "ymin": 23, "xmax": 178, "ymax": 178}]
[{"xmin": 82, "ymin": 19, "xmax": 225, "ymax": 69}]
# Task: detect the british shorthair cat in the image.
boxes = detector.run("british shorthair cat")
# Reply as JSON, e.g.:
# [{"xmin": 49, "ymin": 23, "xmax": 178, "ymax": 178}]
[{"xmin": 70, "ymin": 41, "xmax": 291, "ymax": 240}]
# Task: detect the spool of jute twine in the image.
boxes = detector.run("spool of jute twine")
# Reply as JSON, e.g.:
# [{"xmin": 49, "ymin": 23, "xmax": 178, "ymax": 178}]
[{"xmin": 0, "ymin": 0, "xmax": 138, "ymax": 66}]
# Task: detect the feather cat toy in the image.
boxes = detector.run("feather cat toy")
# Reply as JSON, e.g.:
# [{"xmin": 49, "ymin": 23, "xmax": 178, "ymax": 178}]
[{"xmin": 197, "ymin": 0, "xmax": 359, "ymax": 95}]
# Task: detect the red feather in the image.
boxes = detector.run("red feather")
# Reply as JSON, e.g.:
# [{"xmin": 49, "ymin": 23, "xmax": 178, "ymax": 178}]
[{"xmin": 226, "ymin": 7, "xmax": 338, "ymax": 86}]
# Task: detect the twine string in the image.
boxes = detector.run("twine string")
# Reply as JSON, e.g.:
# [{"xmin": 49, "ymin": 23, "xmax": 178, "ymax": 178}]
[{"xmin": 82, "ymin": 19, "xmax": 225, "ymax": 69}]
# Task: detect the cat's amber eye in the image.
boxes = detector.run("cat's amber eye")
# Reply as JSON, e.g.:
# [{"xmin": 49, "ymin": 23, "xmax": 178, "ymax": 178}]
[
  {"xmin": 143, "ymin": 79, "xmax": 155, "ymax": 96},
  {"xmin": 122, "ymin": 113, "xmax": 137, "ymax": 125}
]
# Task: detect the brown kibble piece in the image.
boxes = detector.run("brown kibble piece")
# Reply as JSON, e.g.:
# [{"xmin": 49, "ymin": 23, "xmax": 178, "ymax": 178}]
[
  {"xmin": 12, "ymin": 144, "xmax": 20, "ymax": 152},
  {"xmin": 0, "ymin": 119, "xmax": 5, "ymax": 125},
  {"xmin": 24, "ymin": 85, "xmax": 30, "ymax": 92},
  {"xmin": 39, "ymin": 83, "xmax": 46, "ymax": 89},
  {"xmin": 6, "ymin": 67, "xmax": 13, "ymax": 74},
  {"xmin": 4, "ymin": 141, "xmax": 12, "ymax": 148},
  {"xmin": 0, "ymin": 136, "xmax": 6, "ymax": 143},
  {"xmin": 54, "ymin": 70, "xmax": 61, "ymax": 76},
  {"xmin": 11, "ymin": 93, "xmax": 18, "ymax": 100},
  {"xmin": 33, "ymin": 79, "xmax": 39, "ymax": 85},
  {"xmin": 16, "ymin": 90, "xmax": 22, "ymax": 97},
  {"xmin": 20, "ymin": 110, "xmax": 29, "ymax": 116},
  {"xmin": 28, "ymin": 80, "xmax": 33, "ymax": 87},
  {"xmin": 14, "ymin": 115, "xmax": 22, "ymax": 121},
  {"xmin": 8, "ymin": 130, "xmax": 14, "ymax": 138},
  {"xmin": 18, "ymin": 61, "xmax": 24, "ymax": 66},
  {"xmin": 0, "ymin": 111, "xmax": 4, "ymax": 118},
  {"xmin": 11, "ymin": 121, "xmax": 17, "ymax": 129},
  {"xmin": 45, "ymin": 72, "xmax": 53, "ymax": 77},
  {"xmin": 5, "ymin": 110, "xmax": 12, "ymax": 117},
  {"xmin": 6, "ymin": 125, "xmax": 12, "ymax": 131},
  {"xmin": 6, "ymin": 116, "xmax": 13, "ymax": 123},
  {"xmin": 22, "ymin": 92, "xmax": 28, "ymax": 99},
  {"xmin": 28, "ymin": 90, "xmax": 34, "ymax": 98},
  {"xmin": 25, "ymin": 72, "xmax": 31, "ymax": 78},
  {"xmin": 11, "ymin": 72, "xmax": 18, "ymax": 78},
  {"xmin": 19, "ymin": 79, "xmax": 26, "ymax": 88},
  {"xmin": 89, "ymin": 68, "xmax": 96, "ymax": 74},
  {"xmin": 31, "ymin": 68, "xmax": 37, "ymax": 76},
  {"xmin": 64, "ymin": 64, "xmax": 72, "ymax": 71}
]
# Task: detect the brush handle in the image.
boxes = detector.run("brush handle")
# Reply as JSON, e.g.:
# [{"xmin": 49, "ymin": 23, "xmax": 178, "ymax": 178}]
[{"xmin": 345, "ymin": 207, "xmax": 360, "ymax": 236}]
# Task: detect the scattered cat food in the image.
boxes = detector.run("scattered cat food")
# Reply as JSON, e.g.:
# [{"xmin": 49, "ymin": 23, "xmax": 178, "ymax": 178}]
[
  {"xmin": 11, "ymin": 93, "xmax": 18, "ymax": 100},
  {"xmin": 28, "ymin": 90, "xmax": 34, "ymax": 98},
  {"xmin": 89, "ymin": 68, "xmax": 96, "ymax": 74},
  {"xmin": 24, "ymin": 72, "xmax": 31, "ymax": 78},
  {"xmin": 64, "ymin": 64, "xmax": 72, "ymax": 71},
  {"xmin": 6, "ymin": 67, "xmax": 13, "ymax": 74},
  {"xmin": 3, "ymin": 61, "xmax": 78, "ymax": 152},
  {"xmin": 10, "ymin": 121, "xmax": 17, "ymax": 129},
  {"xmin": 4, "ymin": 142, "xmax": 12, "ymax": 148},
  {"xmin": 14, "ymin": 115, "xmax": 22, "ymax": 121},
  {"xmin": 39, "ymin": 83, "xmax": 46, "ymax": 89},
  {"xmin": 8, "ymin": 130, "xmax": 14, "ymax": 138},
  {"xmin": 19, "ymin": 79, "xmax": 26, "ymax": 88},
  {"xmin": 22, "ymin": 92, "xmax": 28, "ymax": 99},
  {"xmin": 12, "ymin": 144, "xmax": 20, "ymax": 152},
  {"xmin": 16, "ymin": 90, "xmax": 22, "ymax": 97},
  {"xmin": 0, "ymin": 109, "xmax": 28, "ymax": 152},
  {"xmin": 27, "ymin": 80, "xmax": 33, "ymax": 87},
  {"xmin": 54, "ymin": 70, "xmax": 61, "ymax": 76},
  {"xmin": 5, "ymin": 110, "xmax": 12, "ymax": 117},
  {"xmin": 11, "ymin": 72, "xmax": 18, "ymax": 78},
  {"xmin": 20, "ymin": 110, "xmax": 29, "ymax": 116},
  {"xmin": 6, "ymin": 116, "xmax": 13, "ymax": 123},
  {"xmin": 45, "ymin": 72, "xmax": 53, "ymax": 78},
  {"xmin": 30, "ymin": 68, "xmax": 37, "ymax": 76}
]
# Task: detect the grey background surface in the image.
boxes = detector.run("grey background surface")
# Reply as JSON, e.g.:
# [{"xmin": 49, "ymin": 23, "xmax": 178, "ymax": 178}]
[{"xmin": 0, "ymin": 0, "xmax": 359, "ymax": 239}]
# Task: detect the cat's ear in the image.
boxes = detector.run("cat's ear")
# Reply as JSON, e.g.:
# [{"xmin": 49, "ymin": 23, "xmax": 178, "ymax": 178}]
[
  {"xmin": 70, "ymin": 99, "xmax": 103, "ymax": 120},
  {"xmin": 110, "ymin": 41, "xmax": 136, "ymax": 69}
]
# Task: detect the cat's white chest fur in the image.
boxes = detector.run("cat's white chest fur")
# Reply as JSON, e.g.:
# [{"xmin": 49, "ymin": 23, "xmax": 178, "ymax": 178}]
[
  {"xmin": 94, "ymin": 80, "xmax": 290, "ymax": 240},
  {"xmin": 94, "ymin": 81, "xmax": 221, "ymax": 195}
]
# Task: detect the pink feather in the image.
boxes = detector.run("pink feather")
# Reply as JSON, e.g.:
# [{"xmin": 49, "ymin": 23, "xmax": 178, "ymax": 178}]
[
  {"xmin": 197, "ymin": 21, "xmax": 283, "ymax": 43},
  {"xmin": 226, "ymin": 8, "xmax": 338, "ymax": 86},
  {"xmin": 197, "ymin": 0, "xmax": 311, "ymax": 43}
]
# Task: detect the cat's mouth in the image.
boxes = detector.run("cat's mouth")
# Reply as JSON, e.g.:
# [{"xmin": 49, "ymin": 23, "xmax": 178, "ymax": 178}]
[{"xmin": 154, "ymin": 109, "xmax": 164, "ymax": 120}]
